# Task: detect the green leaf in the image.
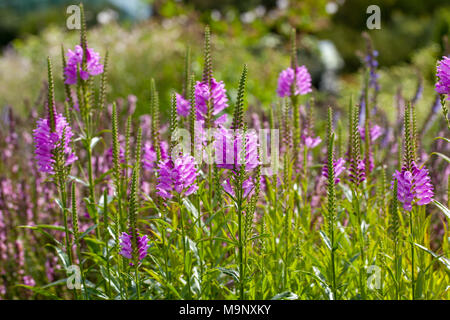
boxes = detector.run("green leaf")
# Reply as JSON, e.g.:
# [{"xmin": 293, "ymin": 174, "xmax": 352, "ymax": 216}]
[
  {"xmin": 433, "ymin": 136, "xmax": 450, "ymax": 143},
  {"xmin": 415, "ymin": 270, "xmax": 425, "ymax": 299},
  {"xmin": 18, "ymin": 224, "xmax": 69, "ymax": 233},
  {"xmin": 19, "ymin": 226, "xmax": 63, "ymax": 246},
  {"xmin": 78, "ymin": 224, "xmax": 98, "ymax": 240},
  {"xmin": 430, "ymin": 152, "xmax": 450, "ymax": 163},
  {"xmin": 69, "ymin": 175, "xmax": 89, "ymax": 187},
  {"xmin": 47, "ymin": 244, "xmax": 70, "ymax": 269},
  {"xmin": 90, "ymin": 136, "xmax": 101, "ymax": 150},
  {"xmin": 271, "ymin": 291, "xmax": 298, "ymax": 300},
  {"xmin": 433, "ymin": 200, "xmax": 450, "ymax": 221},
  {"xmin": 217, "ymin": 267, "xmax": 240, "ymax": 283},
  {"xmin": 319, "ymin": 230, "xmax": 332, "ymax": 251},
  {"xmin": 15, "ymin": 285, "xmax": 61, "ymax": 300},
  {"xmin": 413, "ymin": 243, "xmax": 450, "ymax": 270}
]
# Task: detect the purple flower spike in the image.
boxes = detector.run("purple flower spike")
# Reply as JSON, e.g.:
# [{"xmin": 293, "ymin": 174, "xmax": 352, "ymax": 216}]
[
  {"xmin": 64, "ymin": 45, "xmax": 104, "ymax": 85},
  {"xmin": 156, "ymin": 154, "xmax": 199, "ymax": 199},
  {"xmin": 142, "ymin": 141, "xmax": 157, "ymax": 171},
  {"xmin": 33, "ymin": 113, "xmax": 77, "ymax": 174},
  {"xmin": 322, "ymin": 157, "xmax": 345, "ymax": 184},
  {"xmin": 214, "ymin": 128, "xmax": 260, "ymax": 171},
  {"xmin": 119, "ymin": 231, "xmax": 150, "ymax": 263},
  {"xmin": 195, "ymin": 78, "xmax": 228, "ymax": 125},
  {"xmin": 359, "ymin": 124, "xmax": 383, "ymax": 142},
  {"xmin": 277, "ymin": 66, "xmax": 312, "ymax": 97},
  {"xmin": 436, "ymin": 56, "xmax": 450, "ymax": 99},
  {"xmin": 176, "ymin": 93, "xmax": 191, "ymax": 117},
  {"xmin": 303, "ymin": 135, "xmax": 322, "ymax": 148},
  {"xmin": 393, "ymin": 161, "xmax": 434, "ymax": 211},
  {"xmin": 349, "ymin": 159, "xmax": 366, "ymax": 186}
]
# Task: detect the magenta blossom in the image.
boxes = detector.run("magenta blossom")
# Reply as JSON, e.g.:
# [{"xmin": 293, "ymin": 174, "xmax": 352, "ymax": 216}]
[
  {"xmin": 195, "ymin": 78, "xmax": 228, "ymax": 125},
  {"xmin": 322, "ymin": 157, "xmax": 345, "ymax": 184},
  {"xmin": 392, "ymin": 162, "xmax": 434, "ymax": 211},
  {"xmin": 436, "ymin": 56, "xmax": 450, "ymax": 99},
  {"xmin": 359, "ymin": 124, "xmax": 383, "ymax": 142},
  {"xmin": 176, "ymin": 93, "xmax": 191, "ymax": 117},
  {"xmin": 277, "ymin": 66, "xmax": 312, "ymax": 97},
  {"xmin": 156, "ymin": 154, "xmax": 198, "ymax": 199},
  {"xmin": 64, "ymin": 45, "xmax": 104, "ymax": 85},
  {"xmin": 33, "ymin": 113, "xmax": 77, "ymax": 174},
  {"xmin": 303, "ymin": 135, "xmax": 322, "ymax": 148},
  {"xmin": 119, "ymin": 231, "xmax": 149, "ymax": 264},
  {"xmin": 214, "ymin": 127, "xmax": 260, "ymax": 171},
  {"xmin": 142, "ymin": 141, "xmax": 157, "ymax": 171},
  {"xmin": 349, "ymin": 159, "xmax": 366, "ymax": 186},
  {"xmin": 142, "ymin": 141, "xmax": 169, "ymax": 171},
  {"xmin": 222, "ymin": 174, "xmax": 264, "ymax": 199}
]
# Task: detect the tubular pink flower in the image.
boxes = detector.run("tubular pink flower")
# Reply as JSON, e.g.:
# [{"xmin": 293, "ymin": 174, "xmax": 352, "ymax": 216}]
[
  {"xmin": 214, "ymin": 128, "xmax": 260, "ymax": 171},
  {"xmin": 392, "ymin": 161, "xmax": 434, "ymax": 211},
  {"xmin": 222, "ymin": 175, "xmax": 264, "ymax": 199},
  {"xmin": 64, "ymin": 45, "xmax": 104, "ymax": 85},
  {"xmin": 119, "ymin": 231, "xmax": 149, "ymax": 262},
  {"xmin": 176, "ymin": 93, "xmax": 191, "ymax": 117},
  {"xmin": 349, "ymin": 159, "xmax": 366, "ymax": 186},
  {"xmin": 33, "ymin": 113, "xmax": 77, "ymax": 174},
  {"xmin": 195, "ymin": 78, "xmax": 228, "ymax": 125},
  {"xmin": 359, "ymin": 124, "xmax": 383, "ymax": 142},
  {"xmin": 436, "ymin": 56, "xmax": 450, "ymax": 99},
  {"xmin": 303, "ymin": 135, "xmax": 322, "ymax": 148},
  {"xmin": 142, "ymin": 141, "xmax": 157, "ymax": 171},
  {"xmin": 322, "ymin": 157, "xmax": 346, "ymax": 184},
  {"xmin": 277, "ymin": 66, "xmax": 312, "ymax": 97},
  {"xmin": 141, "ymin": 141, "xmax": 170, "ymax": 172},
  {"xmin": 156, "ymin": 154, "xmax": 198, "ymax": 199}
]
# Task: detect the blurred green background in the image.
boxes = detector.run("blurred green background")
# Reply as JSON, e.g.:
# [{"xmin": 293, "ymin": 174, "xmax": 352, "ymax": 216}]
[{"xmin": 0, "ymin": 0, "xmax": 449, "ymax": 122}]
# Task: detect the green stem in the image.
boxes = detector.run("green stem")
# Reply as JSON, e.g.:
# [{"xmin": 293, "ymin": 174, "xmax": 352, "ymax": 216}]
[
  {"xmin": 86, "ymin": 143, "xmax": 99, "ymax": 238},
  {"xmin": 179, "ymin": 195, "xmax": 190, "ymax": 298},
  {"xmin": 135, "ymin": 264, "xmax": 140, "ymax": 300},
  {"xmin": 161, "ymin": 212, "xmax": 170, "ymax": 296},
  {"xmin": 237, "ymin": 190, "xmax": 244, "ymax": 300},
  {"xmin": 74, "ymin": 233, "xmax": 88, "ymax": 299},
  {"xmin": 410, "ymin": 209, "xmax": 415, "ymax": 300},
  {"xmin": 196, "ymin": 194, "xmax": 204, "ymax": 298},
  {"xmin": 283, "ymin": 210, "xmax": 289, "ymax": 289},
  {"xmin": 58, "ymin": 180, "xmax": 73, "ymax": 265}
]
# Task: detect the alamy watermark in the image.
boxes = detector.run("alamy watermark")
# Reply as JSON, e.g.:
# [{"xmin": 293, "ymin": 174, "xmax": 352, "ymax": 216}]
[
  {"xmin": 66, "ymin": 264, "xmax": 81, "ymax": 290},
  {"xmin": 366, "ymin": 5, "xmax": 381, "ymax": 30},
  {"xmin": 66, "ymin": 5, "xmax": 81, "ymax": 30},
  {"xmin": 367, "ymin": 265, "xmax": 381, "ymax": 290}
]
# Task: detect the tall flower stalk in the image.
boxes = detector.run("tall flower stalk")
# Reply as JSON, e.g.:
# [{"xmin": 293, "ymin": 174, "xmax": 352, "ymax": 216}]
[
  {"xmin": 34, "ymin": 58, "xmax": 77, "ymax": 270},
  {"xmin": 392, "ymin": 102, "xmax": 434, "ymax": 299},
  {"xmin": 325, "ymin": 107, "xmax": 338, "ymax": 300}
]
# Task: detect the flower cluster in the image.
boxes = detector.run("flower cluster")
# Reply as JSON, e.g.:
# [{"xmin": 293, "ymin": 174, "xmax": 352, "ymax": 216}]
[
  {"xmin": 435, "ymin": 56, "xmax": 450, "ymax": 99},
  {"xmin": 214, "ymin": 128, "xmax": 260, "ymax": 171},
  {"xmin": 142, "ymin": 141, "xmax": 169, "ymax": 171},
  {"xmin": 359, "ymin": 124, "xmax": 383, "ymax": 142},
  {"xmin": 393, "ymin": 162, "xmax": 434, "ymax": 211},
  {"xmin": 195, "ymin": 78, "xmax": 228, "ymax": 125},
  {"xmin": 156, "ymin": 154, "xmax": 198, "ymax": 199},
  {"xmin": 303, "ymin": 134, "xmax": 322, "ymax": 148},
  {"xmin": 64, "ymin": 45, "xmax": 104, "ymax": 85},
  {"xmin": 176, "ymin": 93, "xmax": 191, "ymax": 117},
  {"xmin": 277, "ymin": 66, "xmax": 312, "ymax": 97},
  {"xmin": 119, "ymin": 231, "xmax": 150, "ymax": 263},
  {"xmin": 322, "ymin": 157, "xmax": 345, "ymax": 184},
  {"xmin": 33, "ymin": 113, "xmax": 77, "ymax": 174},
  {"xmin": 364, "ymin": 49, "xmax": 380, "ymax": 92},
  {"xmin": 348, "ymin": 159, "xmax": 366, "ymax": 186}
]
